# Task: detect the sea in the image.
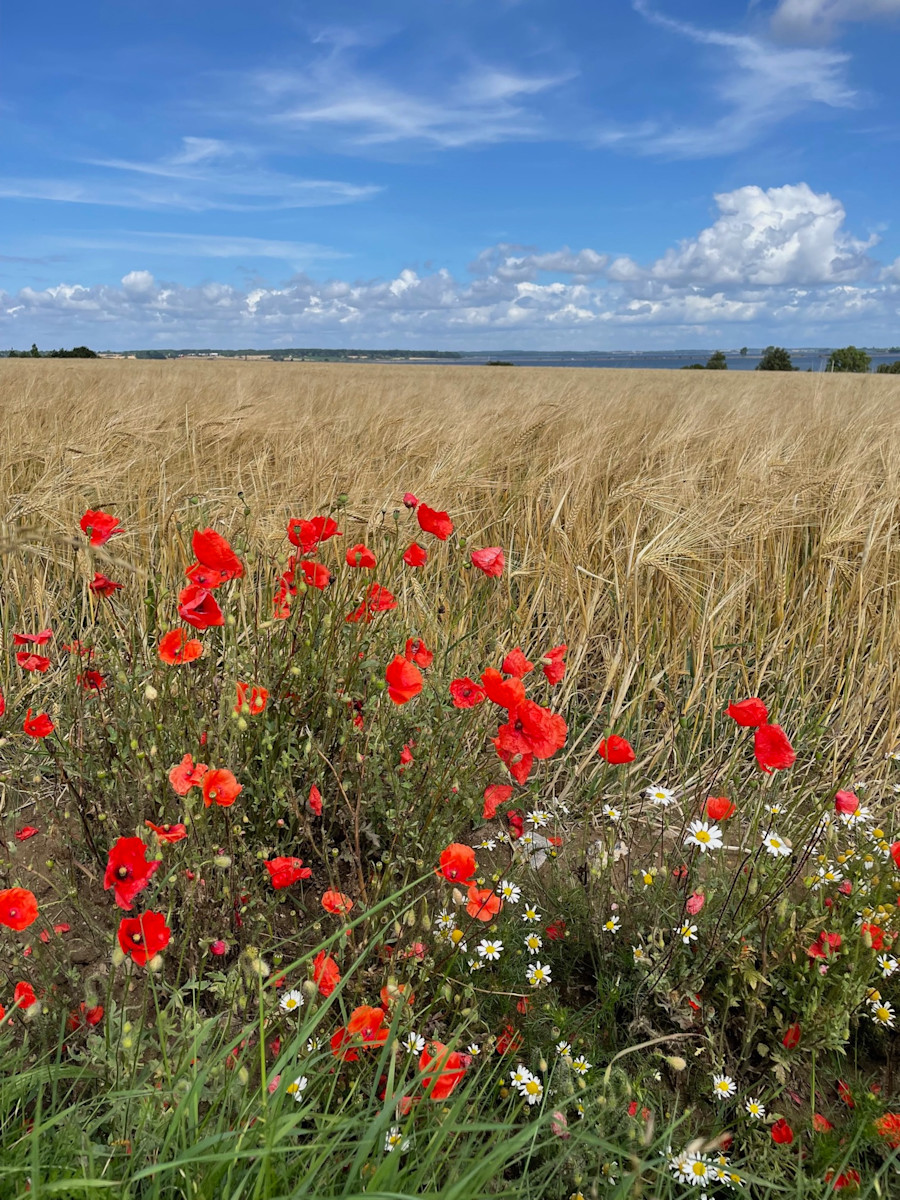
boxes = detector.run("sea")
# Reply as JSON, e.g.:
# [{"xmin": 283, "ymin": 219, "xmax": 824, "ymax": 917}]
[{"xmin": 446, "ymin": 351, "xmax": 900, "ymax": 372}]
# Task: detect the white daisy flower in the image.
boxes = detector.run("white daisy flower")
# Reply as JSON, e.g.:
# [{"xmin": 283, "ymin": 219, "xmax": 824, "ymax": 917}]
[
  {"xmin": 675, "ymin": 923, "xmax": 698, "ymax": 944},
  {"xmin": 467, "ymin": 1042, "xmax": 481, "ymax": 1056},
  {"xmin": 510, "ymin": 1064, "xmax": 534, "ymax": 1087},
  {"xmin": 402, "ymin": 1031, "xmax": 426, "ymax": 1054},
  {"xmin": 527, "ymin": 810, "xmax": 551, "ymax": 828},
  {"xmin": 384, "ymin": 1126, "xmax": 410, "ymax": 1152},
  {"xmin": 640, "ymin": 867, "xmax": 657, "ymax": 887},
  {"xmin": 680, "ymin": 1154, "xmax": 712, "ymax": 1186},
  {"xmin": 685, "ymin": 820, "xmax": 723, "ymax": 853},
  {"xmin": 285, "ymin": 1075, "xmax": 308, "ymax": 1100},
  {"xmin": 477, "ymin": 838, "xmax": 497, "ymax": 850},
  {"xmin": 280, "ymin": 989, "xmax": 304, "ymax": 1013},
  {"xmin": 570, "ymin": 1055, "xmax": 592, "ymax": 1076},
  {"xmin": 436, "ymin": 911, "xmax": 455, "ymax": 932},
  {"xmin": 306, "ymin": 1036, "xmax": 322, "ymax": 1053},
  {"xmin": 812, "ymin": 865, "xmax": 843, "ymax": 890},
  {"xmin": 871, "ymin": 1000, "xmax": 895, "ymax": 1027},
  {"xmin": 521, "ymin": 905, "xmax": 542, "ymax": 923},
  {"xmin": 602, "ymin": 915, "xmax": 621, "ymax": 933},
  {"xmin": 555, "ymin": 1040, "xmax": 572, "ymax": 1059},
  {"xmin": 523, "ymin": 932, "xmax": 543, "ymax": 954},
  {"xmin": 518, "ymin": 1076, "xmax": 544, "ymax": 1105},
  {"xmin": 762, "ymin": 831, "xmax": 791, "ymax": 857},
  {"xmin": 632, "ymin": 944, "xmax": 650, "ymax": 964},
  {"xmin": 499, "ymin": 880, "xmax": 521, "ymax": 903},
  {"xmin": 526, "ymin": 961, "xmax": 552, "ymax": 987},
  {"xmin": 745, "ymin": 1097, "xmax": 765, "ymax": 1119},
  {"xmin": 711, "ymin": 1074, "xmax": 736, "ymax": 1100},
  {"xmin": 603, "ymin": 805, "xmax": 622, "ymax": 822},
  {"xmin": 477, "ymin": 938, "xmax": 504, "ymax": 961},
  {"xmin": 467, "ymin": 957, "xmax": 485, "ymax": 972},
  {"xmin": 878, "ymin": 954, "xmax": 899, "ymax": 977},
  {"xmin": 645, "ymin": 785, "xmax": 676, "ymax": 806}
]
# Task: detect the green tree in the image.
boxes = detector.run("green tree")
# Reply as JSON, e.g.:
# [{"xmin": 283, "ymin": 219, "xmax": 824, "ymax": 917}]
[
  {"xmin": 826, "ymin": 345, "xmax": 871, "ymax": 373},
  {"xmin": 756, "ymin": 346, "xmax": 795, "ymax": 371},
  {"xmin": 681, "ymin": 363, "xmax": 706, "ymax": 369},
  {"xmin": 29, "ymin": 343, "xmax": 40, "ymax": 358},
  {"xmin": 740, "ymin": 346, "xmax": 748, "ymax": 356},
  {"xmin": 705, "ymin": 350, "xmax": 728, "ymax": 370},
  {"xmin": 876, "ymin": 361, "xmax": 900, "ymax": 374}
]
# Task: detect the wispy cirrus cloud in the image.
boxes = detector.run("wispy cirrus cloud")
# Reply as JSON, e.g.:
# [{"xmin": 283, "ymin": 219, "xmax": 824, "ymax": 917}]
[
  {"xmin": 592, "ymin": 2, "xmax": 859, "ymax": 158},
  {"xmin": 0, "ymin": 137, "xmax": 382, "ymax": 213},
  {"xmin": 59, "ymin": 231, "xmax": 347, "ymax": 271},
  {"xmin": 771, "ymin": 0, "xmax": 900, "ymax": 42}
]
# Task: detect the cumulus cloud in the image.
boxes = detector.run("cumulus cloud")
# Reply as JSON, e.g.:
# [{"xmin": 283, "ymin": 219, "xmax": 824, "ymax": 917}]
[
  {"xmin": 610, "ymin": 183, "xmax": 877, "ymax": 287},
  {"xmin": 771, "ymin": 0, "xmax": 900, "ymax": 42},
  {"xmin": 3, "ymin": 184, "xmax": 898, "ymax": 348}
]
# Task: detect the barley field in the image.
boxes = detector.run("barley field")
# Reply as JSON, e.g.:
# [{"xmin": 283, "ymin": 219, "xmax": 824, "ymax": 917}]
[{"xmin": 3, "ymin": 359, "xmax": 900, "ymax": 1198}]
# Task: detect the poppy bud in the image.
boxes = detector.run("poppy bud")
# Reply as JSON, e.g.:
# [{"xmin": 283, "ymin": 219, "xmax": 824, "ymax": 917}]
[
  {"xmin": 144, "ymin": 685, "xmax": 158, "ymax": 702},
  {"xmin": 665, "ymin": 1056, "xmax": 687, "ymax": 1071}
]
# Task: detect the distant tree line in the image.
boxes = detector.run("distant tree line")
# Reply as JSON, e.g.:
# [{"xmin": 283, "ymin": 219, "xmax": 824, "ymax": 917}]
[{"xmin": 5, "ymin": 344, "xmax": 97, "ymax": 358}]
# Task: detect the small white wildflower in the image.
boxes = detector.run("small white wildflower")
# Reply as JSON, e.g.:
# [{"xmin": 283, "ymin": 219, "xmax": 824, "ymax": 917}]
[
  {"xmin": 645, "ymin": 785, "xmax": 676, "ymax": 806},
  {"xmin": 762, "ymin": 831, "xmax": 791, "ymax": 858},
  {"xmin": 521, "ymin": 904, "xmax": 541, "ymax": 924},
  {"xmin": 685, "ymin": 820, "xmax": 723, "ymax": 853},
  {"xmin": 280, "ymin": 990, "xmax": 304, "ymax": 1013},
  {"xmin": 285, "ymin": 1075, "xmax": 308, "ymax": 1100},
  {"xmin": 526, "ymin": 961, "xmax": 552, "ymax": 987},
  {"xmin": 384, "ymin": 1126, "xmax": 410, "ymax": 1152},
  {"xmin": 477, "ymin": 938, "xmax": 504, "ymax": 961},
  {"xmin": 675, "ymin": 923, "xmax": 698, "ymax": 944},
  {"xmin": 745, "ymin": 1097, "xmax": 765, "ymax": 1119},
  {"xmin": 402, "ymin": 1031, "xmax": 426, "ymax": 1054},
  {"xmin": 499, "ymin": 880, "xmax": 521, "ymax": 903},
  {"xmin": 712, "ymin": 1074, "xmax": 736, "ymax": 1100}
]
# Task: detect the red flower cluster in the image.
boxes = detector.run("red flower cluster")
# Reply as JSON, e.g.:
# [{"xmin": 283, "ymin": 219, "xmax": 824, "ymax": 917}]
[
  {"xmin": 104, "ymin": 837, "xmax": 161, "ymax": 910},
  {"xmin": 265, "ymin": 857, "xmax": 312, "ymax": 889}
]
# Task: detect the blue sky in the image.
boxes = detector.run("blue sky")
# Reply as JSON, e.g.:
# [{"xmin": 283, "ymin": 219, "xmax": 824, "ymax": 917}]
[{"xmin": 2, "ymin": 0, "xmax": 900, "ymax": 349}]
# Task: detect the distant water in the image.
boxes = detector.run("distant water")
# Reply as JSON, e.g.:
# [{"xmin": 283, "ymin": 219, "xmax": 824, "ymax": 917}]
[{"xmin": 448, "ymin": 352, "xmax": 900, "ymax": 372}]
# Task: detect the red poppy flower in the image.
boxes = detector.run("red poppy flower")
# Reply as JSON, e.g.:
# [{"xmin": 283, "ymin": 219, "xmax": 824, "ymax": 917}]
[
  {"xmin": 471, "ymin": 547, "xmax": 504, "ymax": 577},
  {"xmin": 77, "ymin": 669, "xmax": 106, "ymax": 691},
  {"xmin": 416, "ymin": 504, "xmax": 453, "ymax": 541},
  {"xmin": 89, "ymin": 572, "xmax": 123, "ymax": 597},
  {"xmin": 145, "ymin": 821, "xmax": 188, "ymax": 844},
  {"xmin": 597, "ymin": 735, "xmax": 635, "ymax": 764},
  {"xmin": 265, "ymin": 856, "xmax": 312, "ymax": 889},
  {"xmin": 345, "ymin": 543, "xmax": 376, "ymax": 568},
  {"xmin": 80, "ymin": 509, "xmax": 122, "ymax": 545},
  {"xmin": 705, "ymin": 796, "xmax": 736, "ymax": 821},
  {"xmin": 541, "ymin": 645, "xmax": 567, "ymax": 685},
  {"xmin": 192, "ymin": 528, "xmax": 244, "ymax": 581},
  {"xmin": 754, "ymin": 723, "xmax": 796, "ymax": 773},
  {"xmin": 312, "ymin": 950, "xmax": 341, "ymax": 997},
  {"xmin": 545, "ymin": 919, "xmax": 567, "ymax": 941},
  {"xmin": 0, "ymin": 888, "xmax": 39, "ymax": 930},
  {"xmin": 813, "ymin": 1113, "xmax": 835, "ymax": 1133},
  {"xmin": 835, "ymin": 790, "xmax": 859, "ymax": 815},
  {"xmin": 501, "ymin": 647, "xmax": 534, "ymax": 678},
  {"xmin": 68, "ymin": 1002, "xmax": 104, "ymax": 1031},
  {"xmin": 403, "ymin": 492, "xmax": 419, "ymax": 509},
  {"xmin": 349, "ymin": 1004, "xmax": 388, "ymax": 1042},
  {"xmin": 321, "ymin": 890, "xmax": 354, "ymax": 915},
  {"xmin": 16, "ymin": 652, "xmax": 50, "ymax": 672},
  {"xmin": 177, "ymin": 585, "xmax": 224, "ymax": 630},
  {"xmin": 686, "ymin": 891, "xmax": 705, "ymax": 915},
  {"xmin": 837, "ymin": 1080, "xmax": 854, "ymax": 1107},
  {"xmin": 309, "ymin": 784, "xmax": 323, "ymax": 815},
  {"xmin": 14, "ymin": 826, "xmax": 38, "ymax": 841},
  {"xmin": 891, "ymin": 842, "xmax": 900, "ymax": 870},
  {"xmin": 185, "ymin": 561, "xmax": 228, "ymax": 588},
  {"xmin": 860, "ymin": 922, "xmax": 886, "ymax": 951},
  {"xmin": 825, "ymin": 1169, "xmax": 861, "ymax": 1190},
  {"xmin": 480, "ymin": 668, "xmax": 527, "ymax": 710},
  {"xmin": 117, "ymin": 911, "xmax": 171, "ymax": 966},
  {"xmin": 493, "ymin": 741, "xmax": 534, "ymax": 785},
  {"xmin": 725, "ymin": 697, "xmax": 768, "ymax": 727},
  {"xmin": 483, "ymin": 784, "xmax": 513, "ymax": 819},
  {"xmin": 404, "ymin": 637, "xmax": 433, "ymax": 668},
  {"xmin": 299, "ymin": 560, "xmax": 334, "ymax": 590},
  {"xmin": 782, "ymin": 1022, "xmax": 801, "ymax": 1050},
  {"xmin": 437, "ymin": 843, "xmax": 476, "ymax": 883},
  {"xmin": 494, "ymin": 700, "xmax": 568, "ymax": 761},
  {"xmin": 507, "ymin": 810, "xmax": 524, "ymax": 839},
  {"xmin": 496, "ymin": 1023, "xmax": 523, "ymax": 1054},
  {"xmin": 403, "ymin": 542, "xmax": 428, "ymax": 567},
  {"xmin": 234, "ymin": 682, "xmax": 268, "ymax": 715},
  {"xmin": 14, "ymin": 981, "xmax": 37, "ymax": 1009},
  {"xmin": 771, "ymin": 1118, "xmax": 793, "ymax": 1145},
  {"xmin": 0, "ymin": 687, "xmax": 4, "ymax": 717},
  {"xmin": 13, "ymin": 628, "xmax": 53, "ymax": 646},
  {"xmin": 23, "ymin": 709, "xmax": 54, "ymax": 738},
  {"xmin": 158, "ymin": 628, "xmax": 204, "ymax": 665},
  {"xmin": 203, "ymin": 768, "xmax": 242, "ymax": 808},
  {"xmin": 466, "ymin": 885, "xmax": 503, "ymax": 921},
  {"xmin": 385, "ymin": 655, "xmax": 423, "ymax": 704},
  {"xmin": 399, "ymin": 743, "xmax": 414, "ymax": 766},
  {"xmin": 420, "ymin": 1041, "xmax": 466, "ymax": 1099},
  {"xmin": 874, "ymin": 1112, "xmax": 900, "ymax": 1147},
  {"xmin": 287, "ymin": 516, "xmax": 341, "ymax": 553},
  {"xmin": 168, "ymin": 753, "xmax": 208, "ymax": 795},
  {"xmin": 104, "ymin": 837, "xmax": 161, "ymax": 910},
  {"xmin": 450, "ymin": 677, "xmax": 486, "ymax": 708},
  {"xmin": 807, "ymin": 930, "xmax": 842, "ymax": 959}
]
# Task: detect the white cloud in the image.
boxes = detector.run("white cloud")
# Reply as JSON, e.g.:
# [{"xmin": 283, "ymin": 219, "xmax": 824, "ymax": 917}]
[
  {"xmin": 771, "ymin": 0, "xmax": 900, "ymax": 41},
  {"xmin": 0, "ymin": 137, "xmax": 381, "ymax": 213},
  {"xmin": 3, "ymin": 185, "xmax": 898, "ymax": 348},
  {"xmin": 610, "ymin": 183, "xmax": 877, "ymax": 286},
  {"xmin": 60, "ymin": 231, "xmax": 346, "ymax": 270},
  {"xmin": 597, "ymin": 3, "xmax": 858, "ymax": 157}
]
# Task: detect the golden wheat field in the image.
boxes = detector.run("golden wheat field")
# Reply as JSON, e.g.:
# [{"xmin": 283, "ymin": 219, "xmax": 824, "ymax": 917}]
[{"xmin": 3, "ymin": 358, "xmax": 900, "ymax": 764}]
